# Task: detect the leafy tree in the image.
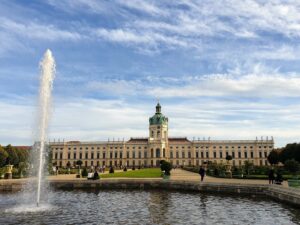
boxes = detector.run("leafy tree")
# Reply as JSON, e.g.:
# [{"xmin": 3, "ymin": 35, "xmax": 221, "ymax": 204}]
[
  {"xmin": 76, "ymin": 160, "xmax": 83, "ymax": 168},
  {"xmin": 268, "ymin": 150, "xmax": 280, "ymax": 165},
  {"xmin": 160, "ymin": 160, "xmax": 172, "ymax": 176},
  {"xmin": 5, "ymin": 145, "xmax": 19, "ymax": 166},
  {"xmin": 284, "ymin": 159, "xmax": 300, "ymax": 175},
  {"xmin": 0, "ymin": 146, "xmax": 8, "ymax": 167},
  {"xmin": 243, "ymin": 160, "xmax": 254, "ymax": 175},
  {"xmin": 279, "ymin": 143, "xmax": 300, "ymax": 163},
  {"xmin": 226, "ymin": 155, "xmax": 232, "ymax": 161},
  {"xmin": 16, "ymin": 148, "xmax": 29, "ymax": 164}
]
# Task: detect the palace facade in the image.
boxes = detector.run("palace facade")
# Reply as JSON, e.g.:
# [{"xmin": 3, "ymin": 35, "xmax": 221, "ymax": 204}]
[{"xmin": 50, "ymin": 103, "xmax": 274, "ymax": 168}]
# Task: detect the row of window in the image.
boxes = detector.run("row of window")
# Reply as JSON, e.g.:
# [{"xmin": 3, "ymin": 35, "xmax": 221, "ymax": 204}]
[
  {"xmin": 171, "ymin": 145, "xmax": 272, "ymax": 149},
  {"xmin": 169, "ymin": 151, "xmax": 269, "ymax": 159},
  {"xmin": 53, "ymin": 145, "xmax": 273, "ymax": 151},
  {"xmin": 53, "ymin": 146, "xmax": 149, "ymax": 151},
  {"xmin": 54, "ymin": 150, "xmax": 269, "ymax": 160}
]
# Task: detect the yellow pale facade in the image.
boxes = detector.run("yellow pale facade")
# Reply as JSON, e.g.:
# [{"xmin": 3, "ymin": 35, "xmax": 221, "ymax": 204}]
[{"xmin": 50, "ymin": 103, "xmax": 274, "ymax": 168}]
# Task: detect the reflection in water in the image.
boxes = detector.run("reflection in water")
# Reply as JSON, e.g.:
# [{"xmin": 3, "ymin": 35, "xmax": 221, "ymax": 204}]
[
  {"xmin": 148, "ymin": 191, "xmax": 171, "ymax": 224},
  {"xmin": 0, "ymin": 190, "xmax": 300, "ymax": 225}
]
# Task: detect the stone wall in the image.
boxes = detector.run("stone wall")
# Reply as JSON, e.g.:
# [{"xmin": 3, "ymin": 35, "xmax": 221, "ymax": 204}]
[{"xmin": 1, "ymin": 179, "xmax": 300, "ymax": 207}]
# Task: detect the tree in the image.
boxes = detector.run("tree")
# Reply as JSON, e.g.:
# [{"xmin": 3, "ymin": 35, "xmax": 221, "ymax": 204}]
[
  {"xmin": 244, "ymin": 160, "xmax": 254, "ymax": 175},
  {"xmin": 76, "ymin": 160, "xmax": 83, "ymax": 168},
  {"xmin": 279, "ymin": 143, "xmax": 300, "ymax": 163},
  {"xmin": 268, "ymin": 150, "xmax": 280, "ymax": 165},
  {"xmin": 284, "ymin": 159, "xmax": 300, "ymax": 175},
  {"xmin": 226, "ymin": 155, "xmax": 232, "ymax": 161},
  {"xmin": 0, "ymin": 146, "xmax": 8, "ymax": 167},
  {"xmin": 5, "ymin": 145, "xmax": 19, "ymax": 166},
  {"xmin": 160, "ymin": 160, "xmax": 172, "ymax": 176}
]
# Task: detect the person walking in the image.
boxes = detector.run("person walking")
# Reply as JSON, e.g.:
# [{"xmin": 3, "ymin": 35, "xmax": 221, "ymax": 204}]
[
  {"xmin": 268, "ymin": 168, "xmax": 275, "ymax": 184},
  {"xmin": 199, "ymin": 166, "xmax": 205, "ymax": 182}
]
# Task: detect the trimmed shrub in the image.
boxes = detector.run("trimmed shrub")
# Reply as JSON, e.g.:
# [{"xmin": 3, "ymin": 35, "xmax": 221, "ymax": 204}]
[{"xmin": 81, "ymin": 168, "xmax": 88, "ymax": 177}]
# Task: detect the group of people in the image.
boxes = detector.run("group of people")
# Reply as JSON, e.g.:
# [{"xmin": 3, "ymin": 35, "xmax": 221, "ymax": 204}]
[{"xmin": 268, "ymin": 169, "xmax": 283, "ymax": 185}]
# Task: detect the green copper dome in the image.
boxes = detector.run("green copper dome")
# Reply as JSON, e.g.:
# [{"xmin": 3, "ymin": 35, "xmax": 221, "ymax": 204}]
[{"xmin": 149, "ymin": 103, "xmax": 168, "ymax": 125}]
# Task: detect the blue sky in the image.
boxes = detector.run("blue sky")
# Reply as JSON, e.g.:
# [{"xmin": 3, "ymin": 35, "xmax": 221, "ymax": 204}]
[{"xmin": 1, "ymin": 0, "xmax": 300, "ymax": 147}]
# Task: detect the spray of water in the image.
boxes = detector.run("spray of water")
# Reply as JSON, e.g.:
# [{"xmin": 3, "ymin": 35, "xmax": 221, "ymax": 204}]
[{"xmin": 36, "ymin": 49, "xmax": 56, "ymax": 207}]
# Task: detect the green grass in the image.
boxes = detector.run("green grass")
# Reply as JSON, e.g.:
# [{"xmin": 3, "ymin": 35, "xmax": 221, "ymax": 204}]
[{"xmin": 100, "ymin": 168, "xmax": 162, "ymax": 178}]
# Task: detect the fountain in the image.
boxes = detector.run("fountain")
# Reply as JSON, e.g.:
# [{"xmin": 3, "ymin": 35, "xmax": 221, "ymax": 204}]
[{"xmin": 35, "ymin": 49, "xmax": 56, "ymax": 207}]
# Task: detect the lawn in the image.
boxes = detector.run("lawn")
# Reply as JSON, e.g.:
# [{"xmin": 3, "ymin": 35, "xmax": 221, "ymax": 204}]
[{"xmin": 100, "ymin": 168, "xmax": 162, "ymax": 178}]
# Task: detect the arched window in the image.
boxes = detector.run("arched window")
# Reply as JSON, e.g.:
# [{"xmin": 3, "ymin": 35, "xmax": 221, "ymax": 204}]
[{"xmin": 156, "ymin": 148, "xmax": 160, "ymax": 158}]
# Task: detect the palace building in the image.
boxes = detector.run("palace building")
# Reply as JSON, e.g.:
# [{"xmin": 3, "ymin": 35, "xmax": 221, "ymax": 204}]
[{"xmin": 50, "ymin": 103, "xmax": 274, "ymax": 168}]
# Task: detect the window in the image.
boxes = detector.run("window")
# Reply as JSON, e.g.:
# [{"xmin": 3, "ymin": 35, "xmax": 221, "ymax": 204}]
[
  {"xmin": 144, "ymin": 151, "xmax": 147, "ymax": 158},
  {"xmin": 188, "ymin": 152, "xmax": 191, "ymax": 158},
  {"xmin": 238, "ymin": 152, "xmax": 241, "ymax": 158},
  {"xmin": 196, "ymin": 152, "xmax": 199, "ymax": 158},
  {"xmin": 115, "ymin": 152, "xmax": 118, "ymax": 158},
  {"xmin": 85, "ymin": 152, "xmax": 88, "ymax": 159},
  {"xmin": 80, "ymin": 152, "xmax": 82, "ymax": 159},
  {"xmin": 97, "ymin": 152, "xmax": 100, "ymax": 159},
  {"xmin": 176, "ymin": 152, "xmax": 179, "ymax": 158},
  {"xmin": 213, "ymin": 152, "xmax": 216, "ymax": 158},
  {"xmin": 110, "ymin": 152, "xmax": 113, "ymax": 159},
  {"xmin": 170, "ymin": 151, "xmax": 173, "ymax": 158},
  {"xmin": 60, "ymin": 153, "xmax": 63, "ymax": 159},
  {"xmin": 68, "ymin": 153, "xmax": 70, "ymax": 159},
  {"xmin": 133, "ymin": 151, "xmax": 136, "ymax": 158},
  {"xmin": 120, "ymin": 152, "xmax": 123, "ymax": 158},
  {"xmin": 201, "ymin": 152, "xmax": 204, "ymax": 158},
  {"xmin": 244, "ymin": 152, "xmax": 247, "ymax": 158},
  {"xmin": 206, "ymin": 152, "xmax": 209, "ymax": 158},
  {"xmin": 139, "ymin": 151, "xmax": 141, "ymax": 159},
  {"xmin": 91, "ymin": 152, "xmax": 94, "ymax": 159},
  {"xmin": 220, "ymin": 152, "xmax": 223, "ymax": 158},
  {"xmin": 73, "ymin": 153, "xmax": 76, "ymax": 159},
  {"xmin": 251, "ymin": 152, "xmax": 254, "ymax": 158},
  {"xmin": 127, "ymin": 151, "xmax": 130, "ymax": 158},
  {"xmin": 264, "ymin": 152, "xmax": 268, "ymax": 157},
  {"xmin": 259, "ymin": 152, "xmax": 262, "ymax": 158},
  {"xmin": 103, "ymin": 152, "xmax": 106, "ymax": 159},
  {"xmin": 182, "ymin": 151, "xmax": 185, "ymax": 158},
  {"xmin": 232, "ymin": 152, "xmax": 235, "ymax": 158},
  {"xmin": 55, "ymin": 153, "xmax": 58, "ymax": 159}
]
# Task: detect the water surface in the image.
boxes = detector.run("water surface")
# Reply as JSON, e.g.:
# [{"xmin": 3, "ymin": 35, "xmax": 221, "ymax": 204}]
[{"xmin": 0, "ymin": 190, "xmax": 299, "ymax": 225}]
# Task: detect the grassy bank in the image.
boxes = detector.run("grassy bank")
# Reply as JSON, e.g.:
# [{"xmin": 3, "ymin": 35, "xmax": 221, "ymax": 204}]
[{"xmin": 100, "ymin": 168, "xmax": 162, "ymax": 178}]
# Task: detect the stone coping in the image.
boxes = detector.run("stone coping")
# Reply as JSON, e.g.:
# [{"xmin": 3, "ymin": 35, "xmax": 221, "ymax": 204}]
[{"xmin": 0, "ymin": 179, "xmax": 299, "ymax": 207}]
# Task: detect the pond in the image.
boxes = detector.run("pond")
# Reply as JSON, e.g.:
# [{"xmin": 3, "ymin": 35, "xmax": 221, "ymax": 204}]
[{"xmin": 0, "ymin": 190, "xmax": 299, "ymax": 225}]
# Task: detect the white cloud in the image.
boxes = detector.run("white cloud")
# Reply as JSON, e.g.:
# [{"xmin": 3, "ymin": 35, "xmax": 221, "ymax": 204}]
[
  {"xmin": 1, "ymin": 95, "xmax": 300, "ymax": 147},
  {"xmin": 85, "ymin": 70, "xmax": 300, "ymax": 98},
  {"xmin": 0, "ymin": 17, "xmax": 83, "ymax": 41}
]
